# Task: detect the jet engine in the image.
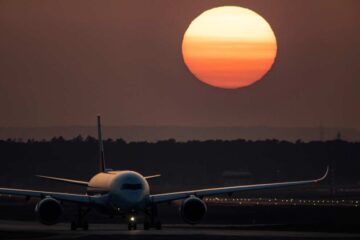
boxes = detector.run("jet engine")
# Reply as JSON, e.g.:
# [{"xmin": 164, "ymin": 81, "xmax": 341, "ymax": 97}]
[
  {"xmin": 35, "ymin": 197, "xmax": 62, "ymax": 225},
  {"xmin": 180, "ymin": 196, "xmax": 207, "ymax": 224}
]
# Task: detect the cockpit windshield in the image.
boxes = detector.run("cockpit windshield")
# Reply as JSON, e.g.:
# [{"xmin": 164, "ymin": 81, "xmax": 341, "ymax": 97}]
[{"xmin": 121, "ymin": 183, "xmax": 143, "ymax": 190}]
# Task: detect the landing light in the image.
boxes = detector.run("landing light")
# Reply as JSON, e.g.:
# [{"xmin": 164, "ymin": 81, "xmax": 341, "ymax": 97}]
[{"xmin": 130, "ymin": 216, "xmax": 135, "ymax": 222}]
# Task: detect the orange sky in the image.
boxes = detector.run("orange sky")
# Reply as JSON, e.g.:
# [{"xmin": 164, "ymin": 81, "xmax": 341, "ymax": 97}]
[
  {"xmin": 0, "ymin": 0, "xmax": 359, "ymax": 131},
  {"xmin": 182, "ymin": 6, "xmax": 277, "ymax": 89}
]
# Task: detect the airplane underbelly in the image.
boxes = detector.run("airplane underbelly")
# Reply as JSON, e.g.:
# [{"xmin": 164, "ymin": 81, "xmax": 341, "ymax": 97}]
[{"xmin": 109, "ymin": 190, "xmax": 148, "ymax": 210}]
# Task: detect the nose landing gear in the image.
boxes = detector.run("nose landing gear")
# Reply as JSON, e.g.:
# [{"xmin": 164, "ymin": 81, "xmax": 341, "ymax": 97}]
[{"xmin": 128, "ymin": 216, "xmax": 137, "ymax": 230}]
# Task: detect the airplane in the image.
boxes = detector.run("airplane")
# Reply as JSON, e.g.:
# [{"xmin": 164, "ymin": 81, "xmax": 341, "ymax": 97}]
[{"xmin": 0, "ymin": 116, "xmax": 329, "ymax": 230}]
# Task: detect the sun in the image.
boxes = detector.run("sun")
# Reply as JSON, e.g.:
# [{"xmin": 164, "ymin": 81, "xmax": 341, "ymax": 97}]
[{"xmin": 182, "ymin": 6, "xmax": 277, "ymax": 89}]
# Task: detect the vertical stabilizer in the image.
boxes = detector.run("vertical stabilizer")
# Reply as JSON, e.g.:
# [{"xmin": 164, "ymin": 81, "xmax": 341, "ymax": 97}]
[{"xmin": 97, "ymin": 115, "xmax": 106, "ymax": 172}]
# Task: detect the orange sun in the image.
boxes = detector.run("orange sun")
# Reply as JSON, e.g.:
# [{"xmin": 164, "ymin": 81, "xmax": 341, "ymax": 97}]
[{"xmin": 182, "ymin": 6, "xmax": 277, "ymax": 89}]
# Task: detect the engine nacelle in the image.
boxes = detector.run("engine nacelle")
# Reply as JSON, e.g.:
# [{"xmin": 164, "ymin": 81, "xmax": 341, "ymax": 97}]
[
  {"xmin": 35, "ymin": 197, "xmax": 62, "ymax": 225},
  {"xmin": 180, "ymin": 196, "xmax": 207, "ymax": 224}
]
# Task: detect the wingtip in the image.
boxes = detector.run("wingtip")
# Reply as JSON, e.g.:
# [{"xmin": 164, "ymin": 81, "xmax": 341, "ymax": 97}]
[
  {"xmin": 36, "ymin": 175, "xmax": 51, "ymax": 180},
  {"xmin": 318, "ymin": 166, "xmax": 330, "ymax": 182},
  {"xmin": 144, "ymin": 174, "xmax": 162, "ymax": 180}
]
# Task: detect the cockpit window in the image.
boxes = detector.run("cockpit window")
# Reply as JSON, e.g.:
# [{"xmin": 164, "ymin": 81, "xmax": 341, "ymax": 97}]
[{"xmin": 121, "ymin": 183, "xmax": 143, "ymax": 190}]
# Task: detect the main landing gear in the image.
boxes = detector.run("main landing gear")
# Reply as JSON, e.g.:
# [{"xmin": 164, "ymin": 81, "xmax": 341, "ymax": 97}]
[
  {"xmin": 143, "ymin": 219, "xmax": 162, "ymax": 230},
  {"xmin": 71, "ymin": 221, "xmax": 88, "ymax": 231},
  {"xmin": 143, "ymin": 205, "xmax": 162, "ymax": 230},
  {"xmin": 71, "ymin": 206, "xmax": 90, "ymax": 231}
]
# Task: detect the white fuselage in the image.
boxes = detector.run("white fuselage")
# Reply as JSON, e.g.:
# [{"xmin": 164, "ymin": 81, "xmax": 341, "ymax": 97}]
[{"xmin": 87, "ymin": 171, "xmax": 150, "ymax": 212}]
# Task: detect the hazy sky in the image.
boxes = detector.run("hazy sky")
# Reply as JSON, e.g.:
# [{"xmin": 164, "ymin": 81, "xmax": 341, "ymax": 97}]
[{"xmin": 0, "ymin": 0, "xmax": 359, "ymax": 129}]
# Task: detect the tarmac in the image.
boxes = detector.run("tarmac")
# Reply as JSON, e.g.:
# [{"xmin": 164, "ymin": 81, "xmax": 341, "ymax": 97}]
[{"xmin": 0, "ymin": 220, "xmax": 360, "ymax": 240}]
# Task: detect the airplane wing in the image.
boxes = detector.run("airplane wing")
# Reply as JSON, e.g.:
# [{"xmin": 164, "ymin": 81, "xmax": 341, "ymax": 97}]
[
  {"xmin": 0, "ymin": 187, "xmax": 106, "ymax": 205},
  {"xmin": 36, "ymin": 175, "xmax": 89, "ymax": 186},
  {"xmin": 150, "ymin": 167, "xmax": 329, "ymax": 204}
]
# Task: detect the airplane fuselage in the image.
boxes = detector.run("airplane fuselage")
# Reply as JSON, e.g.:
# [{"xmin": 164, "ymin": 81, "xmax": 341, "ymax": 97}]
[{"xmin": 87, "ymin": 171, "xmax": 150, "ymax": 212}]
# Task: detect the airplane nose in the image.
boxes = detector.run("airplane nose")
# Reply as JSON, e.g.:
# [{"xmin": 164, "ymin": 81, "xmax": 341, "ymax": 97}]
[
  {"xmin": 110, "ymin": 171, "xmax": 150, "ymax": 210},
  {"xmin": 123, "ymin": 191, "xmax": 145, "ymax": 205}
]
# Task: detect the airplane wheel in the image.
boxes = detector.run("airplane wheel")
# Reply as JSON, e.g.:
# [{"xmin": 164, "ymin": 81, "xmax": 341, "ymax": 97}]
[
  {"xmin": 82, "ymin": 221, "xmax": 89, "ymax": 231},
  {"xmin": 128, "ymin": 223, "xmax": 136, "ymax": 230},
  {"xmin": 71, "ymin": 222, "xmax": 77, "ymax": 231},
  {"xmin": 128, "ymin": 222, "xmax": 137, "ymax": 230},
  {"xmin": 155, "ymin": 221, "xmax": 162, "ymax": 230},
  {"xmin": 143, "ymin": 221, "xmax": 150, "ymax": 230}
]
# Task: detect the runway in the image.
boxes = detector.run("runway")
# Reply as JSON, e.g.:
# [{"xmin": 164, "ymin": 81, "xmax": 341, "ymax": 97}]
[{"xmin": 0, "ymin": 221, "xmax": 360, "ymax": 240}]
